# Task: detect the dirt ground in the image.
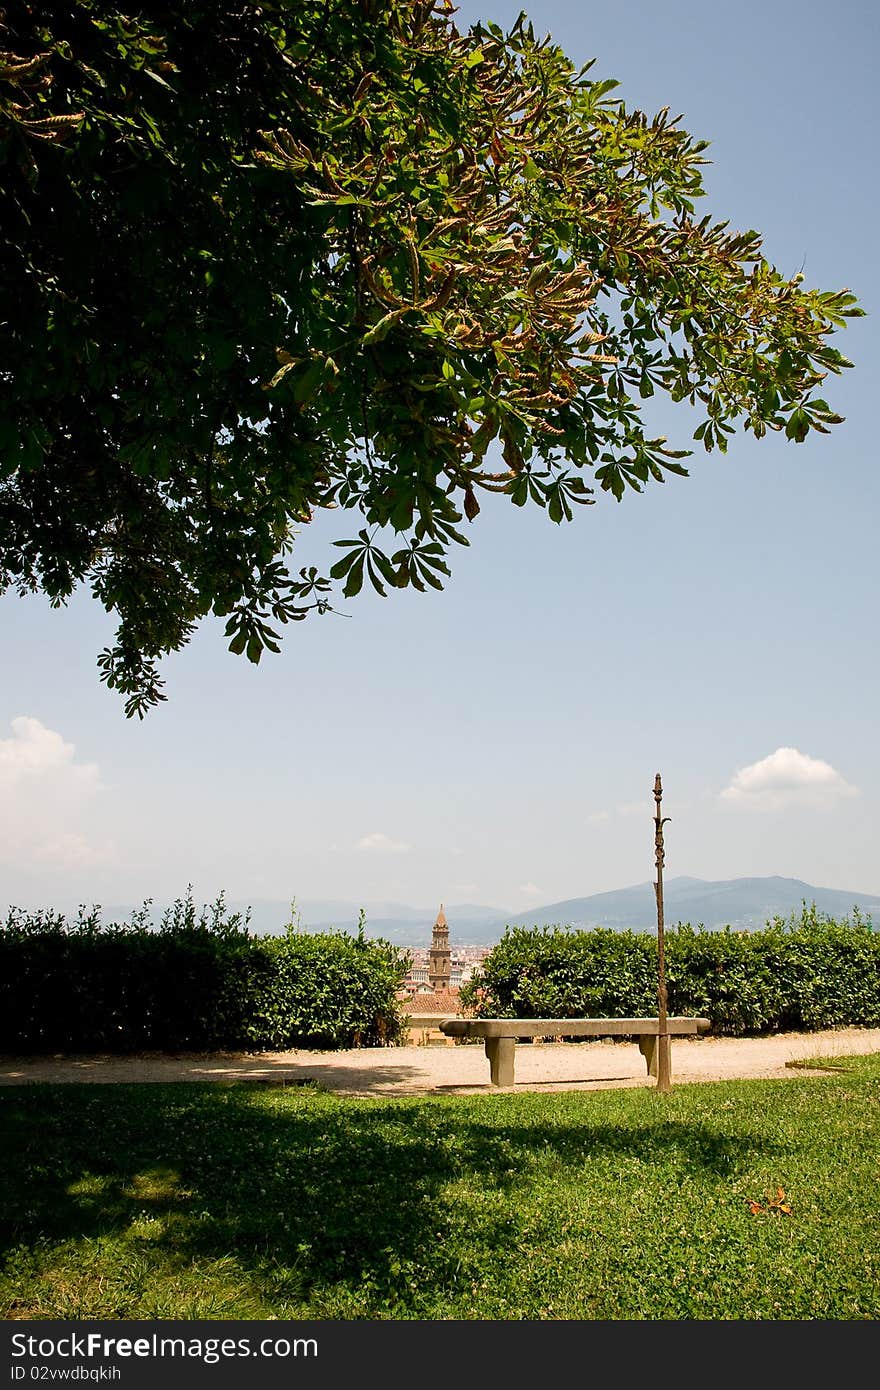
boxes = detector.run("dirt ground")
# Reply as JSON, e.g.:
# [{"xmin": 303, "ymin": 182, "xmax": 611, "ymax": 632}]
[{"xmin": 2, "ymin": 1026, "xmax": 880, "ymax": 1097}]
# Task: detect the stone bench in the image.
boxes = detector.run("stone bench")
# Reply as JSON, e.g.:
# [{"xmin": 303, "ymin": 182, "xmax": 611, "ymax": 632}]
[{"xmin": 439, "ymin": 1016, "xmax": 711, "ymax": 1087}]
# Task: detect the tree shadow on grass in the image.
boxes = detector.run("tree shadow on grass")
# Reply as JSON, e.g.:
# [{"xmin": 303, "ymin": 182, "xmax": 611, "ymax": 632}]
[{"xmin": 0, "ymin": 1081, "xmax": 787, "ymax": 1315}]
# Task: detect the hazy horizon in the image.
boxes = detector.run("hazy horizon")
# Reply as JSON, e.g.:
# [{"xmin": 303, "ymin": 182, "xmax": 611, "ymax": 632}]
[{"xmin": 5, "ymin": 872, "xmax": 879, "ymax": 931}]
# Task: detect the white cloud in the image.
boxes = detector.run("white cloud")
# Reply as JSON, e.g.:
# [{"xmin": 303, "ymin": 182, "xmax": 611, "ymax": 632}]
[
  {"xmin": 32, "ymin": 832, "xmax": 112, "ymax": 870},
  {"xmin": 0, "ymin": 716, "xmax": 99, "ymax": 790},
  {"xmin": 518, "ymin": 881, "xmax": 542, "ymax": 898},
  {"xmin": 355, "ymin": 831, "xmax": 410, "ymax": 853},
  {"xmin": 587, "ymin": 810, "xmax": 610, "ymax": 824},
  {"xmin": 721, "ymin": 747, "xmax": 858, "ymax": 811},
  {"xmin": 0, "ymin": 716, "xmax": 112, "ymax": 870}
]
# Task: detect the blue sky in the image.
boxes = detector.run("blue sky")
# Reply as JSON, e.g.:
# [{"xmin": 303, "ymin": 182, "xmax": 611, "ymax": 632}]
[{"xmin": 1, "ymin": 1, "xmax": 877, "ymax": 919}]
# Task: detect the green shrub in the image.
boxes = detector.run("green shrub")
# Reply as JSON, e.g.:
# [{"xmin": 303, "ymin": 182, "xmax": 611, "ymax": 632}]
[
  {"xmin": 461, "ymin": 927, "xmax": 658, "ymax": 1020},
  {"xmin": 459, "ymin": 904, "xmax": 880, "ymax": 1036},
  {"xmin": 0, "ymin": 891, "xmax": 408, "ymax": 1053},
  {"xmin": 231, "ymin": 930, "xmax": 407, "ymax": 1050}
]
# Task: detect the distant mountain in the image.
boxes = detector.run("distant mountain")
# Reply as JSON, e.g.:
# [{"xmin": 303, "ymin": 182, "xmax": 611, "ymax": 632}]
[
  {"xmin": 284, "ymin": 877, "xmax": 880, "ymax": 941},
  {"xmin": 490, "ymin": 876, "xmax": 880, "ymax": 936},
  {"xmin": 4, "ymin": 877, "xmax": 877, "ymax": 945}
]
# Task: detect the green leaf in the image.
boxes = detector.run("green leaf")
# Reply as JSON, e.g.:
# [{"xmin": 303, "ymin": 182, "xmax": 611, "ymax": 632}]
[
  {"xmin": 343, "ymin": 557, "xmax": 365, "ymax": 598},
  {"xmin": 509, "ymin": 476, "xmax": 529, "ymax": 507},
  {"xmin": 414, "ymin": 560, "xmax": 444, "ymax": 590},
  {"xmin": 596, "ymin": 464, "xmax": 625, "ymax": 501},
  {"xmin": 362, "ymin": 309, "xmax": 407, "ymax": 346},
  {"xmin": 390, "ymin": 496, "xmax": 414, "ymax": 531},
  {"xmin": 329, "ymin": 549, "xmax": 359, "ymax": 580},
  {"xmin": 785, "ymin": 408, "xmax": 809, "ymax": 443},
  {"xmin": 264, "ymin": 360, "xmax": 300, "ymax": 391},
  {"xmin": 293, "ymin": 360, "xmax": 324, "ymax": 405},
  {"xmin": 144, "ymin": 67, "xmax": 174, "ymax": 90},
  {"xmin": 371, "ymin": 550, "xmax": 397, "ymax": 587}
]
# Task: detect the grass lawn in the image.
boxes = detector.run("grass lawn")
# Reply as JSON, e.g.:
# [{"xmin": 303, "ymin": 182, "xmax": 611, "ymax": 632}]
[{"xmin": 1, "ymin": 1055, "xmax": 878, "ymax": 1320}]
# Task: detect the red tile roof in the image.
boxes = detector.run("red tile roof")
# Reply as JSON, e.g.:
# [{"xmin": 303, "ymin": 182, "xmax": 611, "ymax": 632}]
[{"xmin": 403, "ymin": 988, "xmax": 461, "ymax": 1015}]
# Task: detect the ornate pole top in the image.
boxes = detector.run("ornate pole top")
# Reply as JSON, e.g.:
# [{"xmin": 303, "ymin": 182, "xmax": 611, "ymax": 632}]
[{"xmin": 653, "ymin": 772, "xmax": 670, "ymax": 871}]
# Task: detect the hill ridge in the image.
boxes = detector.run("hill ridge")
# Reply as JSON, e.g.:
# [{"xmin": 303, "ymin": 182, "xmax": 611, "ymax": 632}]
[{"xmin": 7, "ymin": 874, "xmax": 876, "ymax": 946}]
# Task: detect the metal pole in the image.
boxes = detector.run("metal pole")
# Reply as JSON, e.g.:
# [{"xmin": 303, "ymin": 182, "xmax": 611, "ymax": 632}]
[{"xmin": 653, "ymin": 772, "xmax": 671, "ymax": 1093}]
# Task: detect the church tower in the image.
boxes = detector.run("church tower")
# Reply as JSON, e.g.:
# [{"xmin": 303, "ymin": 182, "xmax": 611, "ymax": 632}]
[{"xmin": 428, "ymin": 904, "xmax": 451, "ymax": 992}]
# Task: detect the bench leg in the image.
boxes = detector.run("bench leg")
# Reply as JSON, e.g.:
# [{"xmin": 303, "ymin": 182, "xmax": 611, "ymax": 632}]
[
  {"xmin": 485, "ymin": 1037, "xmax": 516, "ymax": 1087},
  {"xmin": 638, "ymin": 1035, "xmax": 672, "ymax": 1084}
]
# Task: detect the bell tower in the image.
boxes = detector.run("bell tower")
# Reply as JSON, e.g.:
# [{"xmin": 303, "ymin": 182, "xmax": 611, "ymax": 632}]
[{"xmin": 428, "ymin": 904, "xmax": 451, "ymax": 991}]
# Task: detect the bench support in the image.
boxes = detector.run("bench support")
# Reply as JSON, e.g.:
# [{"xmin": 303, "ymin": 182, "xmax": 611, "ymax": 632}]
[
  {"xmin": 638, "ymin": 1034, "xmax": 671, "ymax": 1081},
  {"xmin": 485, "ymin": 1036, "xmax": 515, "ymax": 1087}
]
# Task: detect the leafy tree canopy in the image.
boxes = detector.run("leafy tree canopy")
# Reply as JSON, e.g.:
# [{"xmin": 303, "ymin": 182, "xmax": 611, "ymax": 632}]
[{"xmin": 0, "ymin": 1, "xmax": 862, "ymax": 714}]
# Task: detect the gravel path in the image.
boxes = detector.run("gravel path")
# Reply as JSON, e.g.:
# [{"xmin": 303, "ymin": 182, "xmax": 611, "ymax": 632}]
[{"xmin": 2, "ymin": 1027, "xmax": 880, "ymax": 1096}]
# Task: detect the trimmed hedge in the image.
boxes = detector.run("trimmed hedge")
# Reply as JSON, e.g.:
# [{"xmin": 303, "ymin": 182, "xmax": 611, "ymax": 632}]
[
  {"xmin": 0, "ymin": 896, "xmax": 408, "ymax": 1053},
  {"xmin": 458, "ymin": 906, "xmax": 880, "ymax": 1036}
]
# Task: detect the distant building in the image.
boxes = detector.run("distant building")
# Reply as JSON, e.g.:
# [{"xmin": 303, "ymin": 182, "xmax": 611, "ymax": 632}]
[
  {"xmin": 398, "ymin": 987, "xmax": 462, "ymax": 1045},
  {"xmin": 400, "ymin": 907, "xmax": 482, "ymax": 995},
  {"xmin": 401, "ymin": 961, "xmax": 472, "ymax": 993},
  {"xmin": 397, "ymin": 903, "xmax": 468, "ymax": 1043},
  {"xmin": 428, "ymin": 903, "xmax": 451, "ymax": 991}
]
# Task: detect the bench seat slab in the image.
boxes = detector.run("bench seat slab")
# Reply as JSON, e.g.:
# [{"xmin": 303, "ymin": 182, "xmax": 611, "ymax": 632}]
[
  {"xmin": 441, "ymin": 1017, "xmax": 709, "ymax": 1040},
  {"xmin": 440, "ymin": 1017, "xmax": 709, "ymax": 1088}
]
